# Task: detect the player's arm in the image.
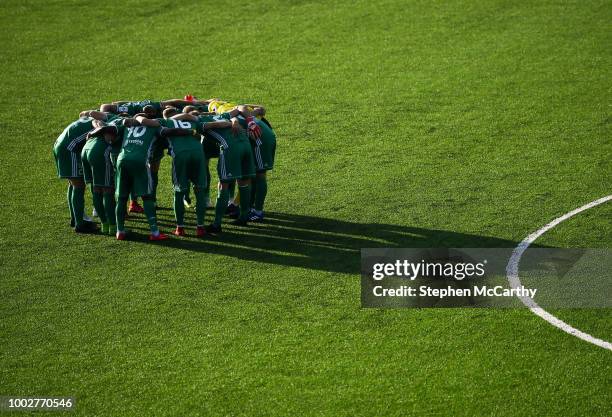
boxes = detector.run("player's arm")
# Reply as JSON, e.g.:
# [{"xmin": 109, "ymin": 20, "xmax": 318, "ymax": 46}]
[
  {"xmin": 159, "ymin": 127, "xmax": 198, "ymax": 138},
  {"xmin": 160, "ymin": 99, "xmax": 207, "ymax": 108},
  {"xmin": 238, "ymin": 104, "xmax": 266, "ymax": 117},
  {"xmin": 86, "ymin": 125, "xmax": 118, "ymax": 143},
  {"xmin": 170, "ymin": 113, "xmax": 198, "ymax": 122},
  {"xmin": 225, "ymin": 108, "xmax": 240, "ymax": 118},
  {"xmin": 227, "ymin": 105, "xmax": 255, "ymax": 118},
  {"xmin": 152, "ymin": 115, "xmax": 198, "ymax": 137},
  {"xmin": 87, "ymin": 125, "xmax": 114, "ymax": 138},
  {"xmin": 230, "ymin": 117, "xmax": 248, "ymax": 136},
  {"xmin": 201, "ymin": 118, "xmax": 243, "ymax": 136},
  {"xmin": 123, "ymin": 118, "xmax": 139, "ymax": 127},
  {"xmin": 80, "ymin": 110, "xmax": 109, "ymax": 120},
  {"xmin": 193, "ymin": 99, "xmax": 212, "ymax": 106},
  {"xmin": 134, "ymin": 115, "xmax": 161, "ymax": 127},
  {"xmin": 99, "ymin": 101, "xmax": 130, "ymax": 113},
  {"xmin": 232, "ymin": 106, "xmax": 262, "ymax": 139},
  {"xmin": 201, "ymin": 120, "xmax": 233, "ymax": 130}
]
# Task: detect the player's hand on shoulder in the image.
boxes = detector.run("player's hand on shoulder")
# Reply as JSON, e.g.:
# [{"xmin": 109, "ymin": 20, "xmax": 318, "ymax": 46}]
[
  {"xmin": 246, "ymin": 116, "xmax": 262, "ymax": 140},
  {"xmin": 231, "ymin": 118, "xmax": 244, "ymax": 136}
]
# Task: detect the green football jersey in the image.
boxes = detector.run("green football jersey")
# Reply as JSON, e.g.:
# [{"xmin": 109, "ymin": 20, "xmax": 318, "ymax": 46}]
[
  {"xmin": 257, "ymin": 118, "xmax": 276, "ymax": 142},
  {"xmin": 55, "ymin": 117, "xmax": 96, "ymax": 151},
  {"xmin": 82, "ymin": 114, "xmax": 121, "ymax": 152},
  {"xmin": 175, "ymin": 102, "xmax": 208, "ymax": 112},
  {"xmin": 116, "ymin": 100, "xmax": 162, "ymax": 116},
  {"xmin": 106, "ymin": 113, "xmax": 120, "ymax": 123},
  {"xmin": 116, "ymin": 121, "xmax": 163, "ymax": 163},
  {"xmin": 234, "ymin": 116, "xmax": 276, "ymax": 144},
  {"xmin": 198, "ymin": 112, "xmax": 249, "ymax": 149},
  {"xmin": 161, "ymin": 118, "xmax": 202, "ymax": 154}
]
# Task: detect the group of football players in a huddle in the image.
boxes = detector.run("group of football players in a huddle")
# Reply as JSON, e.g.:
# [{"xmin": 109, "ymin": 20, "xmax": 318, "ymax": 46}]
[{"xmin": 53, "ymin": 97, "xmax": 276, "ymax": 241}]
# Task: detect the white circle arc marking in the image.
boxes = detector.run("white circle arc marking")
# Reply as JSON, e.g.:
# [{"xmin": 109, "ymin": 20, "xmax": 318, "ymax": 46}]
[{"xmin": 506, "ymin": 195, "xmax": 612, "ymax": 351}]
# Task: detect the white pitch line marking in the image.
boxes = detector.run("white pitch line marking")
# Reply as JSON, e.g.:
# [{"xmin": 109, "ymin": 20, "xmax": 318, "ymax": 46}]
[{"xmin": 506, "ymin": 195, "xmax": 612, "ymax": 350}]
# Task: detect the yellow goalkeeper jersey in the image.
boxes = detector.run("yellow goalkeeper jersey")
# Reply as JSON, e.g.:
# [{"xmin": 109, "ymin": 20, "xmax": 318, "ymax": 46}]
[
  {"xmin": 208, "ymin": 99, "xmax": 236, "ymax": 114},
  {"xmin": 208, "ymin": 99, "xmax": 258, "ymax": 116}
]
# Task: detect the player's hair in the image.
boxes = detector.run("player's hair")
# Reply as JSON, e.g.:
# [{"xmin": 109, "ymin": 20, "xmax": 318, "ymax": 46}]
[
  {"xmin": 162, "ymin": 107, "xmax": 179, "ymax": 119},
  {"xmin": 103, "ymin": 132, "xmax": 116, "ymax": 142},
  {"xmin": 183, "ymin": 105, "xmax": 197, "ymax": 113},
  {"xmin": 143, "ymin": 105, "xmax": 157, "ymax": 116}
]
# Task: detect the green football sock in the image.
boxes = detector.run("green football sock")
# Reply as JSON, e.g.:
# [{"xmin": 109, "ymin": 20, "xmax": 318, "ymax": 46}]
[
  {"xmin": 72, "ymin": 186, "xmax": 86, "ymax": 227},
  {"xmin": 92, "ymin": 191, "xmax": 107, "ymax": 224},
  {"xmin": 254, "ymin": 176, "xmax": 268, "ymax": 211},
  {"xmin": 174, "ymin": 191, "xmax": 185, "ymax": 226},
  {"xmin": 151, "ymin": 170, "xmax": 159, "ymax": 202},
  {"xmin": 116, "ymin": 197, "xmax": 128, "ymax": 232},
  {"xmin": 250, "ymin": 179, "xmax": 257, "ymax": 208},
  {"xmin": 238, "ymin": 185, "xmax": 251, "ymax": 221},
  {"xmin": 205, "ymin": 159, "xmax": 211, "ymax": 199},
  {"xmin": 103, "ymin": 192, "xmax": 116, "ymax": 226},
  {"xmin": 195, "ymin": 187, "xmax": 207, "ymax": 226},
  {"xmin": 214, "ymin": 188, "xmax": 230, "ymax": 226},
  {"xmin": 67, "ymin": 184, "xmax": 75, "ymax": 225},
  {"xmin": 143, "ymin": 199, "xmax": 159, "ymax": 233}
]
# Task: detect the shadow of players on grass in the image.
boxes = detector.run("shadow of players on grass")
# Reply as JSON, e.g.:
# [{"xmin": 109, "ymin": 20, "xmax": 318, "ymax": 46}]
[{"xmin": 124, "ymin": 210, "xmax": 524, "ymax": 275}]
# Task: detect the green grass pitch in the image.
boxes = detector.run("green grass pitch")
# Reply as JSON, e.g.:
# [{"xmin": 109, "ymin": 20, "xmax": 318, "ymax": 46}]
[{"xmin": 0, "ymin": 0, "xmax": 610, "ymax": 416}]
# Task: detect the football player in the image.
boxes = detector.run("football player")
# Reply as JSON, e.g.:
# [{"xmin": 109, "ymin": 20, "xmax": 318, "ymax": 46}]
[
  {"xmin": 88, "ymin": 118, "xmax": 193, "ymax": 241},
  {"xmin": 100, "ymin": 98, "xmax": 210, "ymax": 117},
  {"xmin": 97, "ymin": 99, "xmax": 207, "ymax": 214},
  {"xmin": 134, "ymin": 108, "xmax": 208, "ymax": 237},
  {"xmin": 167, "ymin": 109, "xmax": 246, "ymax": 234},
  {"xmin": 198, "ymin": 111, "xmax": 256, "ymax": 234},
  {"xmin": 53, "ymin": 110, "xmax": 112, "ymax": 233},
  {"xmin": 233, "ymin": 106, "xmax": 276, "ymax": 222},
  {"xmin": 81, "ymin": 113, "xmax": 122, "ymax": 235},
  {"xmin": 209, "ymin": 99, "xmax": 271, "ymax": 130},
  {"xmin": 206, "ymin": 101, "xmax": 266, "ymax": 214}
]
